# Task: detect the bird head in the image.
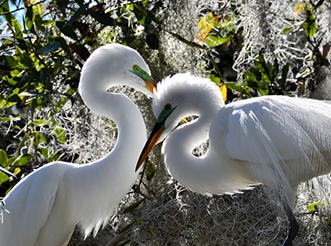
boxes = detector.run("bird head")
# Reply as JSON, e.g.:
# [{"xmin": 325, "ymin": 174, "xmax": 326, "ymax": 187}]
[
  {"xmin": 129, "ymin": 64, "xmax": 157, "ymax": 95},
  {"xmin": 79, "ymin": 44, "xmax": 157, "ymax": 103},
  {"xmin": 135, "ymin": 73, "xmax": 224, "ymax": 171}
]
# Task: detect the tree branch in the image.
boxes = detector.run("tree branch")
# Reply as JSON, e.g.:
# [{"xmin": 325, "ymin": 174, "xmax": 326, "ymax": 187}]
[{"xmin": 0, "ymin": 0, "xmax": 47, "ymax": 16}]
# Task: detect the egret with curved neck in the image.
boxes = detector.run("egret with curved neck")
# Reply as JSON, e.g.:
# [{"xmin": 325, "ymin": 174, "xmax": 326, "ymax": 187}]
[
  {"xmin": 136, "ymin": 73, "xmax": 331, "ymax": 246},
  {"xmin": 0, "ymin": 44, "xmax": 156, "ymax": 246}
]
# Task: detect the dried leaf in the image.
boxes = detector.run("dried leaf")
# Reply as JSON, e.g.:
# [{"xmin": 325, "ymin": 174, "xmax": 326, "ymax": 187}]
[{"xmin": 194, "ymin": 13, "xmax": 219, "ymax": 43}]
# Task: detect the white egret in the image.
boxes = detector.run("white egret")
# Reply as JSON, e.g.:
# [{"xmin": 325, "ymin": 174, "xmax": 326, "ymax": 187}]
[
  {"xmin": 0, "ymin": 44, "xmax": 156, "ymax": 246},
  {"xmin": 136, "ymin": 73, "xmax": 331, "ymax": 246}
]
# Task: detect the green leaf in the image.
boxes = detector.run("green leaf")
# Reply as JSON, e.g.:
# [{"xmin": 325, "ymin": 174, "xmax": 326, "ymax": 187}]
[
  {"xmin": 225, "ymin": 82, "xmax": 253, "ymax": 97},
  {"xmin": 53, "ymin": 59, "xmax": 63, "ymax": 76},
  {"xmin": 146, "ymin": 160, "xmax": 155, "ymax": 181},
  {"xmin": 259, "ymin": 89, "xmax": 269, "ymax": 96},
  {"xmin": 0, "ymin": 98, "xmax": 18, "ymax": 109},
  {"xmin": 270, "ymin": 60, "xmax": 279, "ymax": 83},
  {"xmin": 33, "ymin": 132, "xmax": 46, "ymax": 146},
  {"xmin": 244, "ymin": 71, "xmax": 258, "ymax": 88},
  {"xmin": 256, "ymin": 52, "xmax": 271, "ymax": 84},
  {"xmin": 0, "ymin": 1, "xmax": 14, "ymax": 24},
  {"xmin": 14, "ymin": 19, "xmax": 23, "ymax": 39},
  {"xmin": 88, "ymin": 10, "xmax": 115, "ymax": 26},
  {"xmin": 56, "ymin": 21, "xmax": 78, "ymax": 40},
  {"xmin": 304, "ymin": 7, "xmax": 317, "ymax": 37},
  {"xmin": 32, "ymin": 0, "xmax": 43, "ymax": 16},
  {"xmin": 306, "ymin": 201, "xmax": 319, "ymax": 212},
  {"xmin": 133, "ymin": 2, "xmax": 160, "ymax": 24},
  {"xmin": 55, "ymin": 37, "xmax": 71, "ymax": 54},
  {"xmin": 36, "ymin": 42, "xmax": 62, "ymax": 55},
  {"xmin": 146, "ymin": 33, "xmax": 159, "ymax": 50},
  {"xmin": 35, "ymin": 13, "xmax": 45, "ymax": 32},
  {"xmin": 118, "ymin": 221, "xmax": 135, "ymax": 234},
  {"xmin": 7, "ymin": 94, "xmax": 22, "ymax": 106},
  {"xmin": 128, "ymin": 3, "xmax": 134, "ymax": 11},
  {"xmin": 204, "ymin": 33, "xmax": 234, "ymax": 47},
  {"xmin": 42, "ymin": 19, "xmax": 54, "ymax": 27},
  {"xmin": 1, "ymin": 36, "xmax": 29, "ymax": 51},
  {"xmin": 209, "ymin": 73, "xmax": 221, "ymax": 86},
  {"xmin": 31, "ymin": 119, "xmax": 46, "ymax": 126},
  {"xmin": 65, "ymin": 3, "xmax": 89, "ymax": 27},
  {"xmin": 40, "ymin": 67, "xmax": 52, "ymax": 90},
  {"xmin": 9, "ymin": 154, "xmax": 32, "ymax": 167},
  {"xmin": 18, "ymin": 132, "xmax": 30, "ymax": 156},
  {"xmin": 0, "ymin": 116, "xmax": 21, "ymax": 122},
  {"xmin": 51, "ymin": 122, "xmax": 66, "ymax": 144},
  {"xmin": 54, "ymin": 97, "xmax": 68, "ymax": 113},
  {"xmin": 25, "ymin": 6, "xmax": 34, "ymax": 32},
  {"xmin": 280, "ymin": 63, "xmax": 290, "ymax": 88},
  {"xmin": 40, "ymin": 147, "xmax": 60, "ymax": 162},
  {"xmin": 123, "ymin": 199, "xmax": 145, "ymax": 214},
  {"xmin": 0, "ymin": 55, "xmax": 18, "ymax": 68},
  {"xmin": 167, "ymin": 31, "xmax": 208, "ymax": 50},
  {"xmin": 282, "ymin": 26, "xmax": 294, "ymax": 35},
  {"xmin": 0, "ymin": 171, "xmax": 9, "ymax": 184},
  {"xmin": 0, "ymin": 150, "xmax": 8, "ymax": 167}
]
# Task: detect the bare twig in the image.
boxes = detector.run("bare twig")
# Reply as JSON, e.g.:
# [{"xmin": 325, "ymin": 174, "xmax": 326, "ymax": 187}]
[
  {"xmin": 104, "ymin": 230, "xmax": 129, "ymax": 246},
  {"xmin": 0, "ymin": 0, "xmax": 47, "ymax": 16}
]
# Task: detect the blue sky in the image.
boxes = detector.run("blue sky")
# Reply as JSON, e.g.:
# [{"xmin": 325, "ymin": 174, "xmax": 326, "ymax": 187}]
[{"xmin": 0, "ymin": 0, "xmax": 25, "ymax": 29}]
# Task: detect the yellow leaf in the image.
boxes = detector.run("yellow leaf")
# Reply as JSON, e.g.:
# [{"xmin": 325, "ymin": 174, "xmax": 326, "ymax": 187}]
[
  {"xmin": 194, "ymin": 13, "xmax": 219, "ymax": 43},
  {"xmin": 294, "ymin": 2, "xmax": 303, "ymax": 15},
  {"xmin": 220, "ymin": 84, "xmax": 227, "ymax": 102},
  {"xmin": 14, "ymin": 168, "xmax": 21, "ymax": 176}
]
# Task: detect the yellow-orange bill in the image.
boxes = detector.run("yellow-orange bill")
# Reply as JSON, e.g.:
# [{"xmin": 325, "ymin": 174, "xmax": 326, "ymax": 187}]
[
  {"xmin": 145, "ymin": 79, "xmax": 157, "ymax": 94},
  {"xmin": 135, "ymin": 121, "xmax": 165, "ymax": 171}
]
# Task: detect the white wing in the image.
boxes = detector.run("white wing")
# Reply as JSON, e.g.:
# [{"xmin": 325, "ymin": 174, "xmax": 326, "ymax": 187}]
[
  {"xmin": 212, "ymin": 96, "xmax": 331, "ymax": 206},
  {"xmin": 0, "ymin": 163, "xmax": 64, "ymax": 246}
]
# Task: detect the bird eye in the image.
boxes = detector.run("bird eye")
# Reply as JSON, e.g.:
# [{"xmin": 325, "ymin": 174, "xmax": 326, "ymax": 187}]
[
  {"xmin": 165, "ymin": 103, "xmax": 172, "ymax": 111},
  {"xmin": 133, "ymin": 65, "xmax": 140, "ymax": 71}
]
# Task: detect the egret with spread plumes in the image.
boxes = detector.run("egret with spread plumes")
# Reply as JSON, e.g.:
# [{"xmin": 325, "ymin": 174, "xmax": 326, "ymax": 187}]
[
  {"xmin": 0, "ymin": 44, "xmax": 156, "ymax": 246},
  {"xmin": 136, "ymin": 73, "xmax": 331, "ymax": 246}
]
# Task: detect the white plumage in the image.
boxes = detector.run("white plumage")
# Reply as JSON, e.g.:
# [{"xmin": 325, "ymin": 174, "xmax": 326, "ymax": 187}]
[
  {"xmin": 136, "ymin": 73, "xmax": 331, "ymax": 245},
  {"xmin": 0, "ymin": 44, "xmax": 155, "ymax": 246}
]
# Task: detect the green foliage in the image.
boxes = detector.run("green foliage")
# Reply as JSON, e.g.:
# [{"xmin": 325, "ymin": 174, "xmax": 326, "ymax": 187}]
[
  {"xmin": 281, "ymin": 1, "xmax": 324, "ymax": 38},
  {"xmin": 146, "ymin": 160, "xmax": 156, "ymax": 181},
  {"xmin": 123, "ymin": 198, "xmax": 145, "ymax": 214},
  {"xmin": 1, "ymin": 0, "xmax": 159, "ymax": 196},
  {"xmin": 224, "ymin": 53, "xmax": 291, "ymax": 97},
  {"xmin": 1, "ymin": 0, "xmax": 330, "ymax": 244},
  {"xmin": 306, "ymin": 201, "xmax": 319, "ymax": 212},
  {"xmin": 304, "ymin": 5, "xmax": 317, "ymax": 37},
  {"xmin": 0, "ymin": 0, "xmax": 164, "ymax": 202}
]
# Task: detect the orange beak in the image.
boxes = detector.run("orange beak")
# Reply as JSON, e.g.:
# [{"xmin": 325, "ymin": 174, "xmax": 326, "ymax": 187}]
[
  {"xmin": 145, "ymin": 79, "xmax": 157, "ymax": 94},
  {"xmin": 135, "ymin": 120, "xmax": 165, "ymax": 171}
]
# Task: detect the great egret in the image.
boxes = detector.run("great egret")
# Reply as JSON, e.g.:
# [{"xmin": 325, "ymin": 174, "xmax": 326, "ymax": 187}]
[
  {"xmin": 0, "ymin": 44, "xmax": 156, "ymax": 246},
  {"xmin": 136, "ymin": 73, "xmax": 331, "ymax": 246}
]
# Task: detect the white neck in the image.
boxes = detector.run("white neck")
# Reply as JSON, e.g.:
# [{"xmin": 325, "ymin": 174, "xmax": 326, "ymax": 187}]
[
  {"xmin": 73, "ymin": 88, "xmax": 146, "ymax": 236},
  {"xmin": 163, "ymin": 105, "xmax": 258, "ymax": 196}
]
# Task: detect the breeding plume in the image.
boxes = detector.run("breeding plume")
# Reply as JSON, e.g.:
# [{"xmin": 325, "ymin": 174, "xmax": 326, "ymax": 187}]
[
  {"xmin": 136, "ymin": 73, "xmax": 331, "ymax": 246},
  {"xmin": 0, "ymin": 44, "xmax": 156, "ymax": 246}
]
